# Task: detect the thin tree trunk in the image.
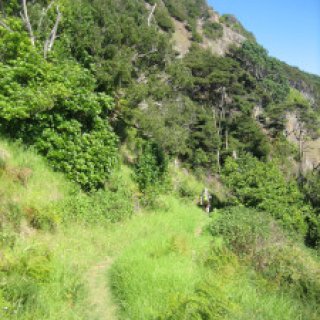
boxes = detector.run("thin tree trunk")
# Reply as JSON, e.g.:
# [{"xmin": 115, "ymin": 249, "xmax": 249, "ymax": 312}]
[
  {"xmin": 38, "ymin": 0, "xmax": 55, "ymax": 32},
  {"xmin": 147, "ymin": 3, "xmax": 157, "ymax": 27},
  {"xmin": 21, "ymin": 0, "xmax": 35, "ymax": 46},
  {"xmin": 44, "ymin": 6, "xmax": 61, "ymax": 58}
]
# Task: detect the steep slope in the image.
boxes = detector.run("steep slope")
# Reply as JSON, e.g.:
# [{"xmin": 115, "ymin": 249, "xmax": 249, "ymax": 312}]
[{"xmin": 1, "ymin": 0, "xmax": 319, "ymax": 180}]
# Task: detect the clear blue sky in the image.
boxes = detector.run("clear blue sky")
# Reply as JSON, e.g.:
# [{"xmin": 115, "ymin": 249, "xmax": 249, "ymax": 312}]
[{"xmin": 208, "ymin": 0, "xmax": 320, "ymax": 75}]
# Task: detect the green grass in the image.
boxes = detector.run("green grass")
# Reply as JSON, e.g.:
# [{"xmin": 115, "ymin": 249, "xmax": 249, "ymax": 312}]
[
  {"xmin": 1, "ymin": 137, "xmax": 320, "ymax": 320},
  {"xmin": 0, "ymin": 138, "xmax": 74, "ymax": 206},
  {"xmin": 110, "ymin": 196, "xmax": 211, "ymax": 319},
  {"xmin": 108, "ymin": 201, "xmax": 320, "ymax": 320}
]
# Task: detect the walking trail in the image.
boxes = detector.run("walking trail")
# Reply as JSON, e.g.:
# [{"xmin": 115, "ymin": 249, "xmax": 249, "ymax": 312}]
[{"xmin": 87, "ymin": 257, "xmax": 118, "ymax": 320}]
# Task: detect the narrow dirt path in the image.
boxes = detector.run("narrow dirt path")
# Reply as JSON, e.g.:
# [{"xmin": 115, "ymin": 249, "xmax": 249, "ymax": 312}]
[{"xmin": 87, "ymin": 257, "xmax": 118, "ymax": 320}]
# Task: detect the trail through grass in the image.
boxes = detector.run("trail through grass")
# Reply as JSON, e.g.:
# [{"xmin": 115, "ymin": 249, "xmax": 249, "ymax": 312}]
[{"xmin": 87, "ymin": 258, "xmax": 117, "ymax": 320}]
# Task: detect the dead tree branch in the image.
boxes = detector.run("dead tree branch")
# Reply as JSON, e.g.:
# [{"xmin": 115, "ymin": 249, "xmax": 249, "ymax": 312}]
[
  {"xmin": 147, "ymin": 3, "xmax": 157, "ymax": 27},
  {"xmin": 43, "ymin": 6, "xmax": 61, "ymax": 58},
  {"xmin": 21, "ymin": 0, "xmax": 35, "ymax": 46},
  {"xmin": 37, "ymin": 0, "xmax": 55, "ymax": 32}
]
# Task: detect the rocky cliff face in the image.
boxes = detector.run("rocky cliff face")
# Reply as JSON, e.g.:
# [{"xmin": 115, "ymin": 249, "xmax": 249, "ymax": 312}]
[
  {"xmin": 171, "ymin": 7, "xmax": 246, "ymax": 57},
  {"xmin": 286, "ymin": 112, "xmax": 320, "ymax": 172},
  {"xmin": 197, "ymin": 18, "xmax": 245, "ymax": 56}
]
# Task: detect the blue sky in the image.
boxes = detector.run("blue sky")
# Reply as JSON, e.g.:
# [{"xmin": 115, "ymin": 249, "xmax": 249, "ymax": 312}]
[{"xmin": 208, "ymin": 0, "xmax": 320, "ymax": 75}]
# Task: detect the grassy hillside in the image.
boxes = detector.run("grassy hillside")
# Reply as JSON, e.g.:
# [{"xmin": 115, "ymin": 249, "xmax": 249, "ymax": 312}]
[
  {"xmin": 0, "ymin": 138, "xmax": 128, "ymax": 319},
  {"xmin": 0, "ymin": 138, "xmax": 319, "ymax": 319}
]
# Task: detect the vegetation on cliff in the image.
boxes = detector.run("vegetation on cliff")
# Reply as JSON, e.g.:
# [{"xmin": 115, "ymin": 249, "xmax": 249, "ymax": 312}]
[{"xmin": 0, "ymin": 0, "xmax": 320, "ymax": 319}]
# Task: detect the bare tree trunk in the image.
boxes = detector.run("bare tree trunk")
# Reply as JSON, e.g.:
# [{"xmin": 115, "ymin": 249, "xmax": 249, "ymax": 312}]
[
  {"xmin": 21, "ymin": 0, "xmax": 35, "ymax": 46},
  {"xmin": 38, "ymin": 0, "xmax": 55, "ymax": 32},
  {"xmin": 147, "ymin": 3, "xmax": 157, "ymax": 27},
  {"xmin": 44, "ymin": 6, "xmax": 61, "ymax": 58}
]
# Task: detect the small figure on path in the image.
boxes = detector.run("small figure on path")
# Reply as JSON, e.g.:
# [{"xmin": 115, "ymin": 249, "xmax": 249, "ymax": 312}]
[{"xmin": 200, "ymin": 188, "xmax": 212, "ymax": 213}]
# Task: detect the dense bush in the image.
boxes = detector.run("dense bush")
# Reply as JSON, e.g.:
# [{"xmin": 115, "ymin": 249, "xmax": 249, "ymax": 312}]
[
  {"xmin": 0, "ymin": 27, "xmax": 119, "ymax": 190},
  {"xmin": 163, "ymin": 0, "xmax": 187, "ymax": 21},
  {"xmin": 155, "ymin": 5, "xmax": 174, "ymax": 32},
  {"xmin": 159, "ymin": 279, "xmax": 233, "ymax": 320},
  {"xmin": 0, "ymin": 245, "xmax": 52, "ymax": 312},
  {"xmin": 303, "ymin": 169, "xmax": 320, "ymax": 210},
  {"xmin": 302, "ymin": 170, "xmax": 320, "ymax": 247},
  {"xmin": 222, "ymin": 155, "xmax": 311, "ymax": 235},
  {"xmin": 60, "ymin": 169, "xmax": 134, "ymax": 223},
  {"xmin": 259, "ymin": 245, "xmax": 320, "ymax": 303},
  {"xmin": 220, "ymin": 15, "xmax": 255, "ymax": 41},
  {"xmin": 134, "ymin": 141, "xmax": 168, "ymax": 193},
  {"xmin": 210, "ymin": 206, "xmax": 320, "ymax": 304},
  {"xmin": 203, "ymin": 21, "xmax": 223, "ymax": 40},
  {"xmin": 210, "ymin": 207, "xmax": 271, "ymax": 256}
]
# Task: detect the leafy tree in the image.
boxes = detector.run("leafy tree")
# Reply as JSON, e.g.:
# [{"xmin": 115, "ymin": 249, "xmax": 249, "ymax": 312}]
[
  {"xmin": 229, "ymin": 115, "xmax": 270, "ymax": 159},
  {"xmin": 0, "ymin": 27, "xmax": 118, "ymax": 190},
  {"xmin": 135, "ymin": 96, "xmax": 198, "ymax": 157},
  {"xmin": 222, "ymin": 155, "xmax": 311, "ymax": 236}
]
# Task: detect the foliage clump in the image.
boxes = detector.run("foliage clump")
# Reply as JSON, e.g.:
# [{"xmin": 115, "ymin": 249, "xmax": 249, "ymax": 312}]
[
  {"xmin": 134, "ymin": 141, "xmax": 169, "ymax": 201},
  {"xmin": 159, "ymin": 279, "xmax": 233, "ymax": 320},
  {"xmin": 210, "ymin": 206, "xmax": 320, "ymax": 305},
  {"xmin": 0, "ymin": 26, "xmax": 118, "ymax": 190},
  {"xmin": 222, "ymin": 155, "xmax": 312, "ymax": 236},
  {"xmin": 203, "ymin": 21, "xmax": 223, "ymax": 40}
]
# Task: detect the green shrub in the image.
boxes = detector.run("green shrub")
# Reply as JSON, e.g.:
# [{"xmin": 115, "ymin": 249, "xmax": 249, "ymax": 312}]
[
  {"xmin": 211, "ymin": 206, "xmax": 320, "ymax": 304},
  {"xmin": 134, "ymin": 141, "xmax": 168, "ymax": 193},
  {"xmin": 303, "ymin": 169, "xmax": 320, "ymax": 210},
  {"xmin": 34, "ymin": 119, "xmax": 119, "ymax": 191},
  {"xmin": 0, "ymin": 246, "xmax": 52, "ymax": 310},
  {"xmin": 0, "ymin": 226, "xmax": 17, "ymax": 249},
  {"xmin": 1, "ymin": 275, "xmax": 39, "ymax": 311},
  {"xmin": 163, "ymin": 0, "xmax": 187, "ymax": 21},
  {"xmin": 210, "ymin": 207, "xmax": 271, "ymax": 257},
  {"xmin": 62, "ymin": 175, "xmax": 133, "ymax": 224},
  {"xmin": 25, "ymin": 207, "xmax": 58, "ymax": 231},
  {"xmin": 3, "ymin": 202, "xmax": 23, "ymax": 230},
  {"xmin": 192, "ymin": 31, "xmax": 203, "ymax": 42},
  {"xmin": 203, "ymin": 21, "xmax": 223, "ymax": 40},
  {"xmin": 222, "ymin": 155, "xmax": 310, "ymax": 236},
  {"xmin": 220, "ymin": 14, "xmax": 255, "ymax": 41},
  {"xmin": 0, "ymin": 290, "xmax": 12, "ymax": 319},
  {"xmin": 158, "ymin": 277, "xmax": 234, "ymax": 320},
  {"xmin": 0, "ymin": 32, "xmax": 119, "ymax": 191},
  {"xmin": 155, "ymin": 6, "xmax": 174, "ymax": 32},
  {"xmin": 259, "ymin": 245, "xmax": 320, "ymax": 303},
  {"xmin": 0, "ymin": 157, "xmax": 6, "ymax": 173}
]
